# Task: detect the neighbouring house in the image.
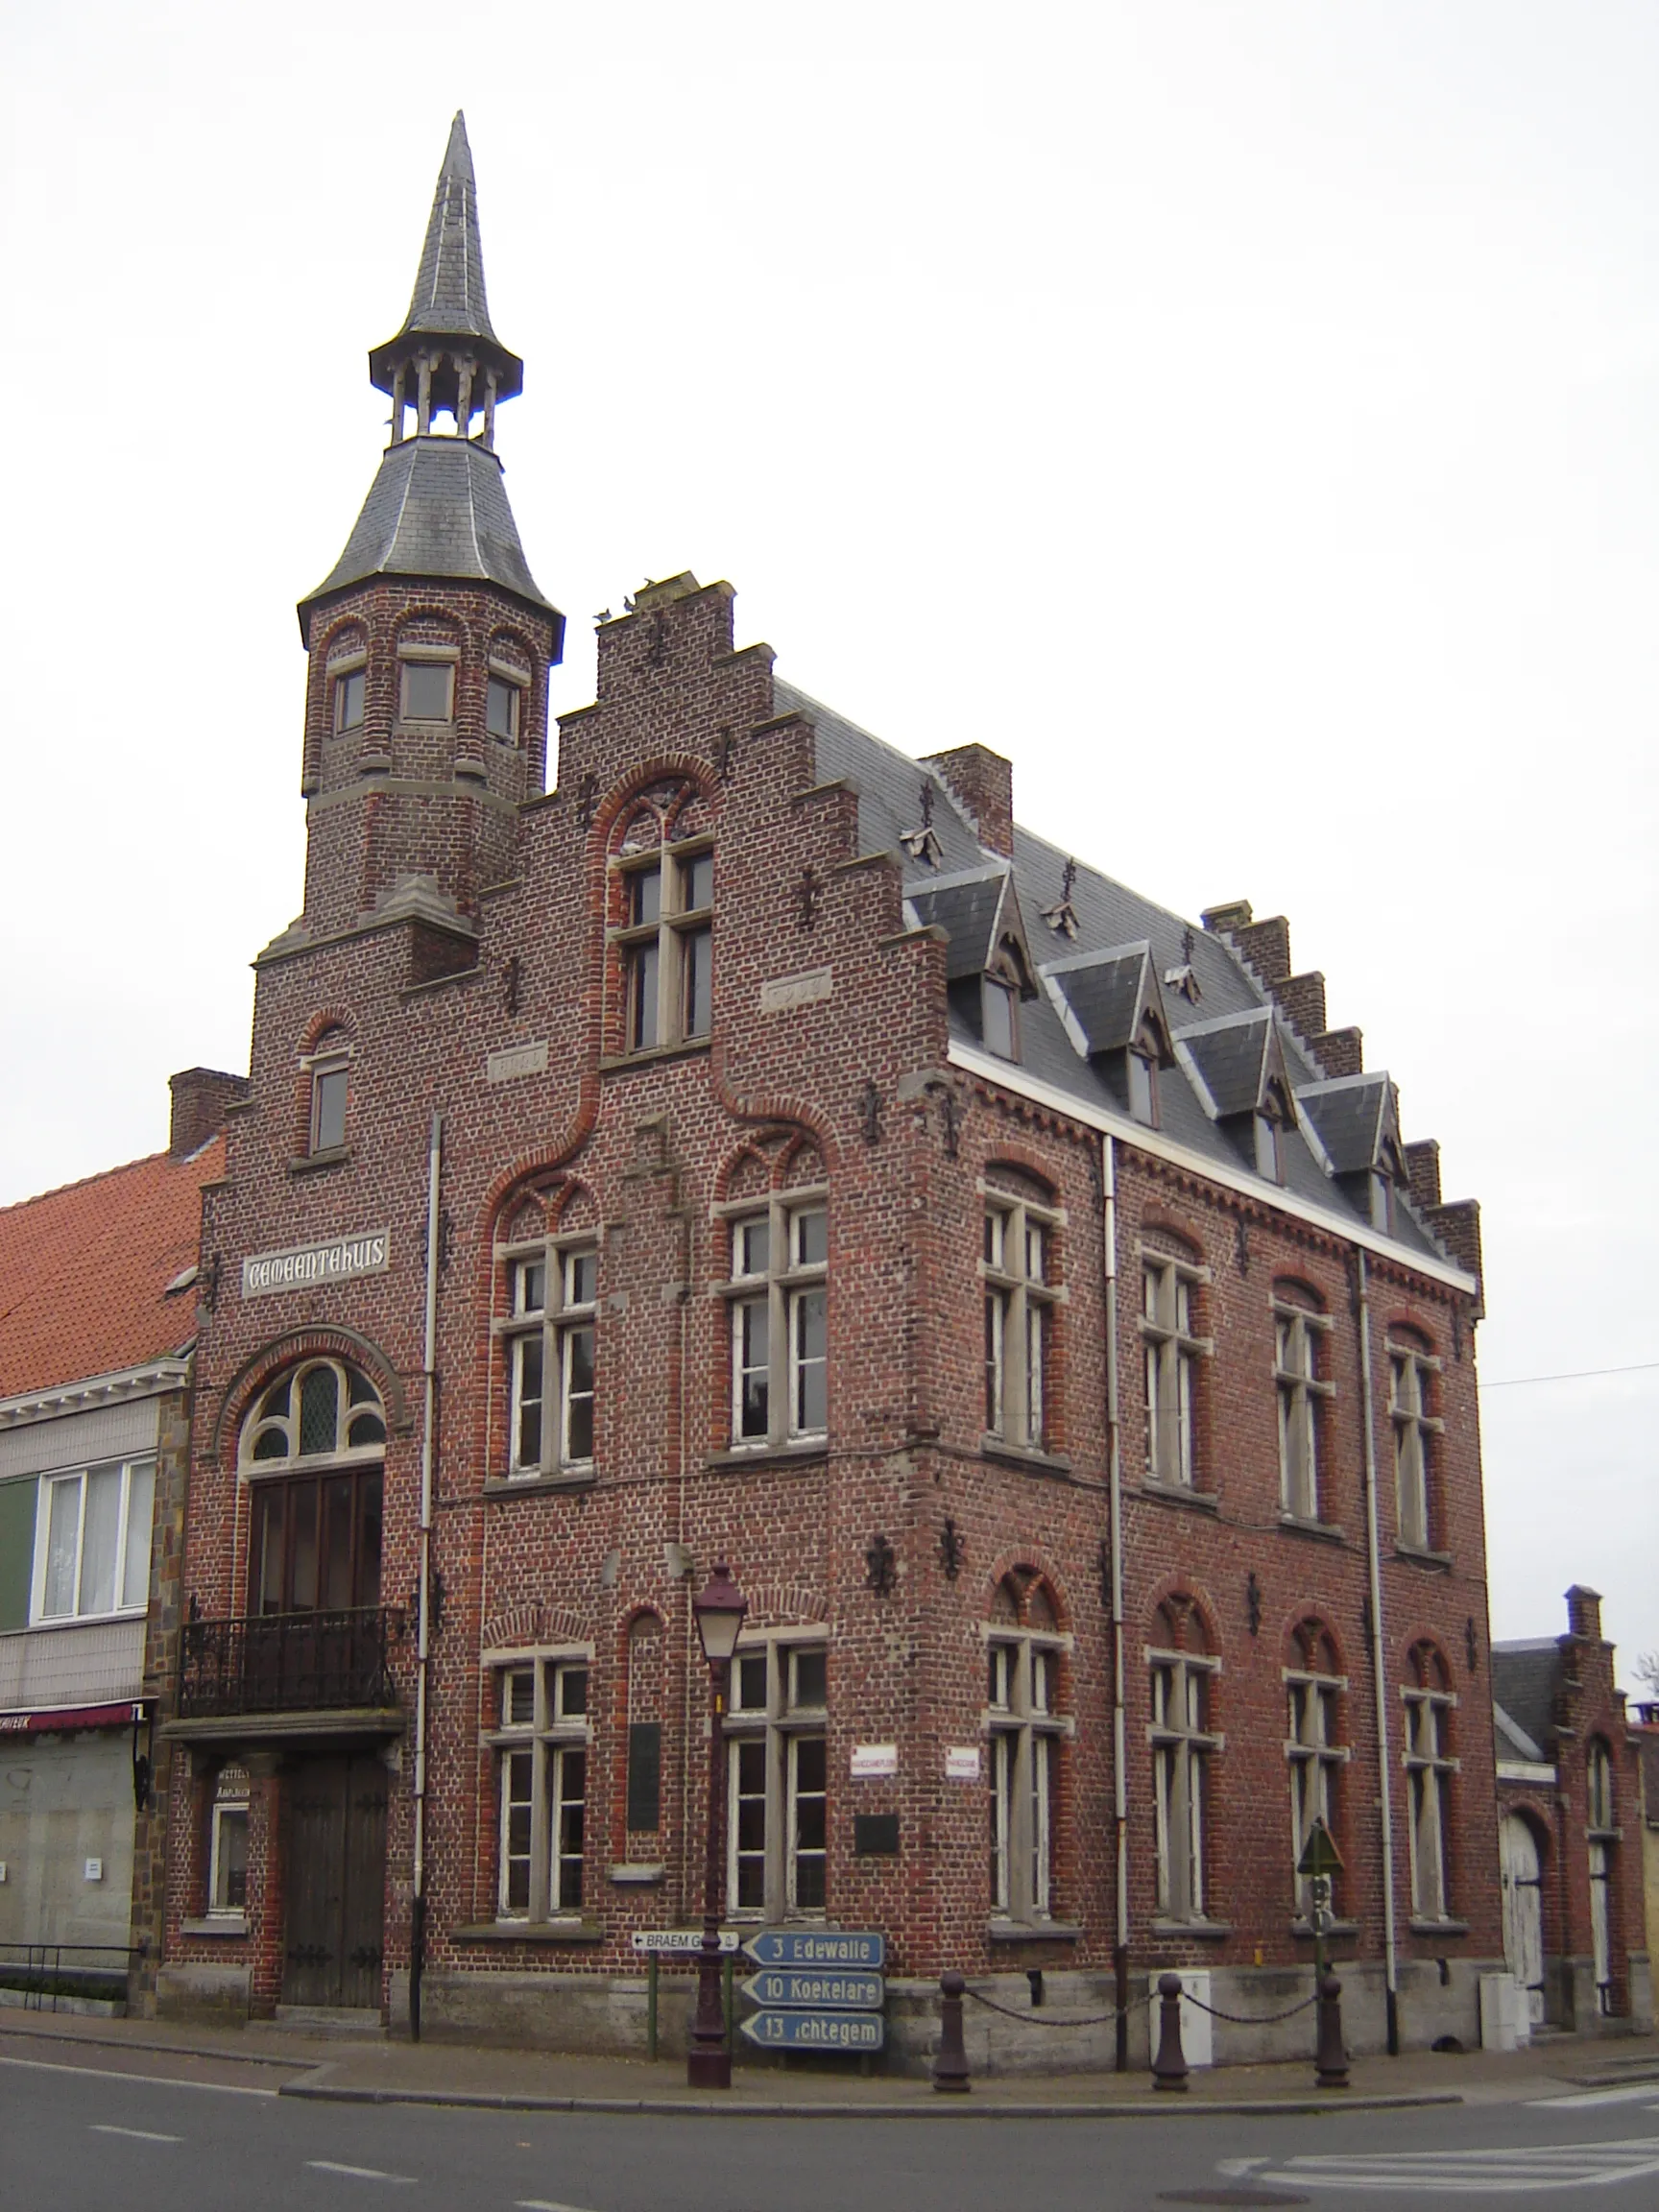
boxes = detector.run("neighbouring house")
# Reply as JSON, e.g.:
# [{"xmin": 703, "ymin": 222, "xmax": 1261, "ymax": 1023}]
[
  {"xmin": 1493, "ymin": 1590, "xmax": 1653, "ymax": 2035},
  {"xmin": 1630, "ymin": 1701, "xmax": 1659, "ymax": 2007},
  {"xmin": 157, "ymin": 112, "xmax": 1507, "ymax": 2066},
  {"xmin": 0, "ymin": 1070, "xmax": 240, "ymax": 2011}
]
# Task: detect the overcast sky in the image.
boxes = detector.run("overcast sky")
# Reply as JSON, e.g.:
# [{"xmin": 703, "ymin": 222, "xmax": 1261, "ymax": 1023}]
[{"xmin": 2, "ymin": 2, "xmax": 1653, "ymax": 1670}]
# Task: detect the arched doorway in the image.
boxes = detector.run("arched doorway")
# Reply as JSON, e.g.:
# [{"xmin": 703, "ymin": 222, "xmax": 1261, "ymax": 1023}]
[{"xmin": 1500, "ymin": 1813, "xmax": 1546, "ymax": 2026}]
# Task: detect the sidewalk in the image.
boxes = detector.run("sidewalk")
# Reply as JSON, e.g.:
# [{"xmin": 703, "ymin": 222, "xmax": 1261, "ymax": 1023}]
[{"xmin": 1, "ymin": 2004, "xmax": 1654, "ymax": 2119}]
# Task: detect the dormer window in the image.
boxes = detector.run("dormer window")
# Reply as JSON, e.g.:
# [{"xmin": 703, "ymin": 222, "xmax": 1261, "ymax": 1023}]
[
  {"xmin": 487, "ymin": 674, "xmax": 521, "ymax": 742},
  {"xmin": 982, "ymin": 974, "xmax": 1018, "ymax": 1061},
  {"xmin": 333, "ymin": 666, "xmax": 366, "ymax": 733},
  {"xmin": 401, "ymin": 660, "xmax": 454, "ymax": 722},
  {"xmin": 1369, "ymin": 1169, "xmax": 1394, "ymax": 1233},
  {"xmin": 1254, "ymin": 1112, "xmax": 1281, "ymax": 1182},
  {"xmin": 1128, "ymin": 1047, "xmax": 1158, "ymax": 1127}
]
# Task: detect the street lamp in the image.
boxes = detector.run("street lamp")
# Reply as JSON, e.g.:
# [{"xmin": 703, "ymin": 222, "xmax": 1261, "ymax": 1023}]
[{"xmin": 688, "ymin": 1560, "xmax": 747, "ymax": 2088}]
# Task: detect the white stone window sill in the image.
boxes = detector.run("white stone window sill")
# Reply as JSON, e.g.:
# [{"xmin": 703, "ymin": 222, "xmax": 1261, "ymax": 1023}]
[{"xmin": 181, "ymin": 1914, "xmax": 248, "ymax": 1938}]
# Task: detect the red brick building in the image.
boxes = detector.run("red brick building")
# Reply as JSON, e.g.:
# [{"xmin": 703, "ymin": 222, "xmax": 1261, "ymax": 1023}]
[
  {"xmin": 1493, "ymin": 1591, "xmax": 1654, "ymax": 2036},
  {"xmin": 156, "ymin": 116, "xmax": 1509, "ymax": 2064}
]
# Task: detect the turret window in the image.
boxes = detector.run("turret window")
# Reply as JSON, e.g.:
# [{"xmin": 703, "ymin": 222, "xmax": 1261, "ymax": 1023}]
[
  {"xmin": 333, "ymin": 667, "xmax": 366, "ymax": 733},
  {"xmin": 487, "ymin": 674, "xmax": 522, "ymax": 742},
  {"xmin": 400, "ymin": 661, "xmax": 454, "ymax": 722}
]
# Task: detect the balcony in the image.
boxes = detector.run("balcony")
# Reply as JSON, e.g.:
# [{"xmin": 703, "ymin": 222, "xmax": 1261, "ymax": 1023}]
[{"xmin": 177, "ymin": 1607, "xmax": 405, "ymax": 1721}]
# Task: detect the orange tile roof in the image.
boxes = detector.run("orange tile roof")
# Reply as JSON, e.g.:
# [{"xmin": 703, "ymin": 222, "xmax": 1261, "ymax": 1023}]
[{"xmin": 0, "ymin": 1138, "xmax": 225, "ymax": 1400}]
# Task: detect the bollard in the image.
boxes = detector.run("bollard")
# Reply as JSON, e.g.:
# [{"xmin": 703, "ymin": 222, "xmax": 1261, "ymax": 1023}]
[
  {"xmin": 1315, "ymin": 1970, "xmax": 1349, "ymax": 2090},
  {"xmin": 1151, "ymin": 1971, "xmax": 1190, "ymax": 2092},
  {"xmin": 932, "ymin": 1969, "xmax": 971, "ymax": 2093}
]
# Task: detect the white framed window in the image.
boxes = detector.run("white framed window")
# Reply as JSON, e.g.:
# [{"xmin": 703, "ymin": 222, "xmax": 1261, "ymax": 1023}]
[
  {"xmin": 501, "ymin": 1240, "xmax": 598, "ymax": 1479},
  {"xmin": 722, "ymin": 1198, "xmax": 828, "ymax": 1449},
  {"xmin": 1142, "ymin": 1254, "xmax": 1207, "ymax": 1488},
  {"xmin": 985, "ymin": 1596, "xmax": 1068, "ymax": 1924},
  {"xmin": 486, "ymin": 671, "xmax": 523, "ymax": 742},
  {"xmin": 1402, "ymin": 1645, "xmax": 1456, "ymax": 1923},
  {"xmin": 208, "ymin": 1767, "xmax": 250, "ymax": 1917},
  {"xmin": 725, "ymin": 1637, "xmax": 828, "ymax": 1919},
  {"xmin": 33, "ymin": 1458, "xmax": 156, "ymax": 1623},
  {"xmin": 1149, "ymin": 1628, "xmax": 1220, "ymax": 1923},
  {"xmin": 1274, "ymin": 1297, "xmax": 1334, "ymax": 1522},
  {"xmin": 1389, "ymin": 1338, "xmax": 1441, "ymax": 1549},
  {"xmin": 332, "ymin": 664, "xmax": 366, "ymax": 733},
  {"xmin": 399, "ymin": 656, "xmax": 454, "ymax": 722},
  {"xmin": 982, "ymin": 1185, "xmax": 1059, "ymax": 1453},
  {"xmin": 613, "ymin": 837, "xmax": 713, "ymax": 1053},
  {"xmin": 491, "ymin": 1654, "xmax": 590, "ymax": 1920},
  {"xmin": 1286, "ymin": 1644, "xmax": 1348, "ymax": 1917}
]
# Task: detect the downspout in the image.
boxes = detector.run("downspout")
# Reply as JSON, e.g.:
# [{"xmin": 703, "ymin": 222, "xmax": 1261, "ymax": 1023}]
[
  {"xmin": 410, "ymin": 1110, "xmax": 442, "ymax": 2042},
  {"xmin": 1103, "ymin": 1133, "xmax": 1130, "ymax": 2070},
  {"xmin": 1357, "ymin": 1249, "xmax": 1400, "ymax": 2054}
]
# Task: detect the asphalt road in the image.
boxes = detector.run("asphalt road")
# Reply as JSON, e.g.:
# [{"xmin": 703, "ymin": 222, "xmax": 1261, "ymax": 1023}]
[{"xmin": 4, "ymin": 2044, "xmax": 1659, "ymax": 2210}]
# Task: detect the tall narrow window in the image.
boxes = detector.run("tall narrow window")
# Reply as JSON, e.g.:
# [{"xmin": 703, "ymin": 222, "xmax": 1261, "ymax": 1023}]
[
  {"xmin": 1142, "ymin": 1253, "xmax": 1206, "ymax": 1488},
  {"xmin": 492, "ymin": 1655, "xmax": 591, "ymax": 1922},
  {"xmin": 486, "ymin": 672, "xmax": 522, "ymax": 741},
  {"xmin": 985, "ymin": 1579, "xmax": 1067, "ymax": 1924},
  {"xmin": 208, "ymin": 1767, "xmax": 251, "ymax": 1917},
  {"xmin": 1286, "ymin": 1624, "xmax": 1347, "ymax": 1917},
  {"xmin": 333, "ymin": 665, "xmax": 366, "ymax": 733},
  {"xmin": 1149, "ymin": 1606, "xmax": 1218, "ymax": 1923},
  {"xmin": 725, "ymin": 1638, "xmax": 829, "ymax": 1919},
  {"xmin": 503, "ymin": 1240, "xmax": 599, "ymax": 1479},
  {"xmin": 1389, "ymin": 1337, "xmax": 1441, "ymax": 1550},
  {"xmin": 1587, "ymin": 1741, "xmax": 1617, "ymax": 2014},
  {"xmin": 723, "ymin": 1197, "xmax": 829, "ymax": 1450},
  {"xmin": 33, "ymin": 1459, "xmax": 156, "ymax": 1623},
  {"xmin": 613, "ymin": 835, "xmax": 714, "ymax": 1054},
  {"xmin": 1403, "ymin": 1643, "xmax": 1456, "ymax": 1924},
  {"xmin": 983, "ymin": 1182, "xmax": 1059, "ymax": 1454},
  {"xmin": 1274, "ymin": 1294, "xmax": 1334, "ymax": 1522}
]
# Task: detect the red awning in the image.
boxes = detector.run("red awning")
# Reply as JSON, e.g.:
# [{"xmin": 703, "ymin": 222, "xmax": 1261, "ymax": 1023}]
[{"xmin": 0, "ymin": 1701, "xmax": 144, "ymax": 1736}]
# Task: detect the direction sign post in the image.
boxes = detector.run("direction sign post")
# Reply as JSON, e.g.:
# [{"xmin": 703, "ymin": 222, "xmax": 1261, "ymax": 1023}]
[
  {"xmin": 738, "ymin": 2008, "xmax": 884, "ymax": 2054},
  {"xmin": 737, "ymin": 1931, "xmax": 887, "ymax": 2059},
  {"xmin": 742, "ymin": 1930, "xmax": 885, "ymax": 1970}
]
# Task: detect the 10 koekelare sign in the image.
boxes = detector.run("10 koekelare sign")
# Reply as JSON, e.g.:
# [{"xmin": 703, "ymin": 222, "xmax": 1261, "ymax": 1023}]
[{"xmin": 241, "ymin": 1229, "xmax": 391, "ymax": 1299}]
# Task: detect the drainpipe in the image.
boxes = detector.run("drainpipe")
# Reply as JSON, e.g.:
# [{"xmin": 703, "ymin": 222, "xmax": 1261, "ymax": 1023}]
[
  {"xmin": 1103, "ymin": 1133, "xmax": 1130, "ymax": 2070},
  {"xmin": 410, "ymin": 1110, "xmax": 442, "ymax": 2041},
  {"xmin": 1357, "ymin": 1249, "xmax": 1400, "ymax": 2054}
]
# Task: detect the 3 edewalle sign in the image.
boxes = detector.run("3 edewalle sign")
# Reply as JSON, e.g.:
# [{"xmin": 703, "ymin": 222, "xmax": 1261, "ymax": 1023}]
[
  {"xmin": 742, "ymin": 1929, "xmax": 885, "ymax": 1969},
  {"xmin": 738, "ymin": 1929, "xmax": 886, "ymax": 2053}
]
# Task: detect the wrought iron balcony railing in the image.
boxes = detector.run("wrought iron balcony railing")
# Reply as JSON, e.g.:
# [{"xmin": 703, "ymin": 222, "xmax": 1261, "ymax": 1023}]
[{"xmin": 178, "ymin": 1606, "xmax": 405, "ymax": 1719}]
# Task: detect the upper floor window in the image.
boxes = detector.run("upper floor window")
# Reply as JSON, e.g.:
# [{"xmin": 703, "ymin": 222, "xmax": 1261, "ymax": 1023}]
[
  {"xmin": 333, "ymin": 665, "xmax": 366, "ymax": 733},
  {"xmin": 982, "ymin": 1179, "xmax": 1059, "ymax": 1453},
  {"xmin": 1587, "ymin": 1741, "xmax": 1616, "ymax": 1835},
  {"xmin": 310, "ymin": 1056, "xmax": 349, "ymax": 1154},
  {"xmin": 614, "ymin": 836, "xmax": 713, "ymax": 1052},
  {"xmin": 400, "ymin": 658, "xmax": 454, "ymax": 722},
  {"xmin": 1142, "ymin": 1250, "xmax": 1207, "ymax": 1488},
  {"xmin": 1127, "ymin": 1046, "xmax": 1158, "ymax": 1127},
  {"xmin": 723, "ymin": 1198, "xmax": 828, "ymax": 1449},
  {"xmin": 240, "ymin": 1359, "xmax": 387, "ymax": 1617},
  {"xmin": 503, "ymin": 1240, "xmax": 598, "ymax": 1479},
  {"xmin": 1149, "ymin": 1602, "xmax": 1219, "ymax": 1924},
  {"xmin": 1274, "ymin": 1291, "xmax": 1334, "ymax": 1523},
  {"xmin": 33, "ymin": 1457, "xmax": 156, "ymax": 1623},
  {"xmin": 1389, "ymin": 1335, "xmax": 1441, "ymax": 1550},
  {"xmin": 1286, "ymin": 1621, "xmax": 1347, "ymax": 1918},
  {"xmin": 727, "ymin": 1636, "xmax": 828, "ymax": 1918},
  {"xmin": 486, "ymin": 672, "xmax": 522, "ymax": 742},
  {"xmin": 986, "ymin": 1576, "xmax": 1068, "ymax": 1924},
  {"xmin": 491, "ymin": 1653, "xmax": 590, "ymax": 1920},
  {"xmin": 1403, "ymin": 1640, "xmax": 1456, "ymax": 1924}
]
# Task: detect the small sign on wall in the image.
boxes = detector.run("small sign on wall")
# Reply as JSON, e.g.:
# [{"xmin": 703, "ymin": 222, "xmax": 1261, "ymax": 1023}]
[
  {"xmin": 242, "ymin": 1230, "xmax": 390, "ymax": 1299},
  {"xmin": 486, "ymin": 1040, "xmax": 549, "ymax": 1084},
  {"xmin": 946, "ymin": 1746, "xmax": 981, "ymax": 1782},
  {"xmin": 759, "ymin": 967, "xmax": 832, "ymax": 1015},
  {"xmin": 850, "ymin": 1743, "xmax": 898, "ymax": 1780}
]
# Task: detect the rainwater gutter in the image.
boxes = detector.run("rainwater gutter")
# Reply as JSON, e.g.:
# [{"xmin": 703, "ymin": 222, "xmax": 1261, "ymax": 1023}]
[
  {"xmin": 410, "ymin": 1110, "xmax": 442, "ymax": 2041},
  {"xmin": 1357, "ymin": 1249, "xmax": 1400, "ymax": 2055}
]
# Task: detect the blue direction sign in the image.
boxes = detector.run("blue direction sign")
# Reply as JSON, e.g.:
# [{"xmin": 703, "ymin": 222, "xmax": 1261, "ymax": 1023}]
[
  {"xmin": 739, "ymin": 2008, "xmax": 885, "ymax": 2053},
  {"xmin": 743, "ymin": 1929, "xmax": 885, "ymax": 1970},
  {"xmin": 743, "ymin": 1968, "xmax": 884, "ymax": 2012}
]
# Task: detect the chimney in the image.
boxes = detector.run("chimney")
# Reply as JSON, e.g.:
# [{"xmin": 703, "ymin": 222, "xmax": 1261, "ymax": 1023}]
[
  {"xmin": 1312, "ymin": 1026, "xmax": 1363, "ymax": 1077},
  {"xmin": 168, "ymin": 1068, "xmax": 250, "ymax": 1159},
  {"xmin": 1201, "ymin": 900, "xmax": 1253, "ymax": 934},
  {"xmin": 1405, "ymin": 1140, "xmax": 1442, "ymax": 1212},
  {"xmin": 1271, "ymin": 971, "xmax": 1327, "ymax": 1046},
  {"xmin": 1565, "ymin": 1585, "xmax": 1604, "ymax": 1643},
  {"xmin": 922, "ymin": 744, "xmax": 1013, "ymax": 858}
]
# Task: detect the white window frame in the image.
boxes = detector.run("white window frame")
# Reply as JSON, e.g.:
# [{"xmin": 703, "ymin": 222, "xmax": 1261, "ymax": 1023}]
[
  {"xmin": 1285, "ymin": 1668, "xmax": 1349, "ymax": 1915},
  {"xmin": 208, "ymin": 1771, "xmax": 251, "ymax": 1919},
  {"xmin": 397, "ymin": 646, "xmax": 457, "ymax": 724},
  {"xmin": 612, "ymin": 835, "xmax": 714, "ymax": 1054},
  {"xmin": 307, "ymin": 1054, "xmax": 349, "ymax": 1154},
  {"xmin": 488, "ymin": 1651, "xmax": 592, "ymax": 1923},
  {"xmin": 331, "ymin": 657, "xmax": 367, "ymax": 735},
  {"xmin": 1274, "ymin": 1301, "xmax": 1334, "ymax": 1522},
  {"xmin": 984, "ymin": 1627, "xmax": 1070, "ymax": 1924},
  {"xmin": 1148, "ymin": 1645, "xmax": 1221, "ymax": 1922},
  {"xmin": 982, "ymin": 1187, "xmax": 1060, "ymax": 1452},
  {"xmin": 724, "ymin": 1633, "xmax": 829, "ymax": 1921},
  {"xmin": 1389, "ymin": 1342, "xmax": 1442, "ymax": 1549},
  {"xmin": 1141, "ymin": 1254, "xmax": 1210, "ymax": 1488},
  {"xmin": 718, "ymin": 1194, "xmax": 829, "ymax": 1450},
  {"xmin": 31, "ymin": 1457, "xmax": 156, "ymax": 1624},
  {"xmin": 1402, "ymin": 1684, "xmax": 1458, "ymax": 1922},
  {"xmin": 499, "ymin": 1237, "xmax": 599, "ymax": 1479}
]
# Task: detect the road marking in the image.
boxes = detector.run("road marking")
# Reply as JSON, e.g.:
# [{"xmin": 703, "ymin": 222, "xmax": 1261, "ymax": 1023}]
[
  {"xmin": 516, "ymin": 2200, "xmax": 604, "ymax": 2211},
  {"xmin": 1251, "ymin": 2132, "xmax": 1659, "ymax": 2193},
  {"xmin": 0, "ymin": 2054, "xmax": 276, "ymax": 2097},
  {"xmin": 90, "ymin": 2124, "xmax": 183, "ymax": 2143},
  {"xmin": 306, "ymin": 2161, "xmax": 416, "ymax": 2184},
  {"xmin": 1530, "ymin": 2083, "xmax": 1659, "ymax": 2107}
]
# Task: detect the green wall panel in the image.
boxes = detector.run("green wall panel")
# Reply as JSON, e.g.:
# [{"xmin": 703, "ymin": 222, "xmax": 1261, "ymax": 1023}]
[{"xmin": 0, "ymin": 1479, "xmax": 37, "ymax": 1632}]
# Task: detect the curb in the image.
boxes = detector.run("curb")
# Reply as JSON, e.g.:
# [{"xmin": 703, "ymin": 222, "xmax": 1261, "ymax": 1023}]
[
  {"xmin": 278, "ymin": 2080, "xmax": 1464, "ymax": 2120},
  {"xmin": 0, "ymin": 2022, "xmax": 318, "ymax": 2071}
]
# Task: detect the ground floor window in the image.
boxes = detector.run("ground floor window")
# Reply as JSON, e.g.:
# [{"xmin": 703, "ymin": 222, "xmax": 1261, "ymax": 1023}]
[
  {"xmin": 490, "ymin": 1653, "xmax": 590, "ymax": 1921},
  {"xmin": 207, "ymin": 1767, "xmax": 250, "ymax": 1915},
  {"xmin": 726, "ymin": 1637, "xmax": 828, "ymax": 1918}
]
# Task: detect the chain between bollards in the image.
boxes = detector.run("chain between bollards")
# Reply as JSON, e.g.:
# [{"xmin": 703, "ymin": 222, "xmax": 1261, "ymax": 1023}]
[{"xmin": 932, "ymin": 1970, "xmax": 971, "ymax": 2092}]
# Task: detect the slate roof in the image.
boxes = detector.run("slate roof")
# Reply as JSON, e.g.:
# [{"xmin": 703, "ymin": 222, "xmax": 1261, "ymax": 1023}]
[
  {"xmin": 0, "ymin": 1140, "xmax": 223, "ymax": 1400},
  {"xmin": 776, "ymin": 677, "xmax": 1455, "ymax": 1268},
  {"xmin": 1176, "ymin": 1008, "xmax": 1285, "ymax": 1121},
  {"xmin": 1298, "ymin": 1073, "xmax": 1399, "ymax": 1177},
  {"xmin": 369, "ymin": 112, "xmax": 522, "ymax": 399},
  {"xmin": 302, "ymin": 435, "xmax": 552, "ymax": 617},
  {"xmin": 1045, "ymin": 943, "xmax": 1161, "ymax": 1058},
  {"xmin": 1492, "ymin": 1643, "xmax": 1565, "ymax": 1762}
]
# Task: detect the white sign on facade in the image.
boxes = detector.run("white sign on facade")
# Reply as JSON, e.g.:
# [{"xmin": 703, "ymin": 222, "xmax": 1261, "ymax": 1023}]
[
  {"xmin": 945, "ymin": 1746, "xmax": 982, "ymax": 1782},
  {"xmin": 241, "ymin": 1230, "xmax": 390, "ymax": 1299},
  {"xmin": 486, "ymin": 1040, "xmax": 549, "ymax": 1084},
  {"xmin": 850, "ymin": 1743, "xmax": 899, "ymax": 1780},
  {"xmin": 630, "ymin": 1929, "xmax": 741, "ymax": 1955},
  {"xmin": 758, "ymin": 967, "xmax": 832, "ymax": 1015}
]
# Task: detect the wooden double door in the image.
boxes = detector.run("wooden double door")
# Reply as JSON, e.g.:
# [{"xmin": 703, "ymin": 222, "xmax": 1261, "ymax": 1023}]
[{"xmin": 282, "ymin": 1753, "xmax": 388, "ymax": 2008}]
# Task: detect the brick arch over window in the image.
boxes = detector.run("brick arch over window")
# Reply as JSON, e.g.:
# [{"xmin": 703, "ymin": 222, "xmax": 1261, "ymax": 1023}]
[
  {"xmin": 1273, "ymin": 1272, "xmax": 1326, "ymax": 1312},
  {"xmin": 594, "ymin": 760, "xmax": 715, "ymax": 854},
  {"xmin": 1148, "ymin": 1583, "xmax": 1219, "ymax": 1657},
  {"xmin": 1403, "ymin": 1633, "xmax": 1453, "ymax": 1693},
  {"xmin": 479, "ymin": 1602, "xmax": 589, "ymax": 1653},
  {"xmin": 1284, "ymin": 1611, "xmax": 1345, "ymax": 1677},
  {"xmin": 486, "ymin": 624, "xmax": 534, "ymax": 673},
  {"xmin": 391, "ymin": 606, "xmax": 465, "ymax": 649},
  {"xmin": 1138, "ymin": 1210, "xmax": 1206, "ymax": 1262},
  {"xmin": 736, "ymin": 1581, "xmax": 827, "ymax": 1631},
  {"xmin": 985, "ymin": 1551, "xmax": 1070, "ymax": 1630},
  {"xmin": 211, "ymin": 1327, "xmax": 409, "ymax": 1460},
  {"xmin": 983, "ymin": 1143, "xmax": 1059, "ymax": 1199}
]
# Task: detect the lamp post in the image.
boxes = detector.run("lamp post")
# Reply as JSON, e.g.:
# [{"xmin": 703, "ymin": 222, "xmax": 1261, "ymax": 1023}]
[{"xmin": 688, "ymin": 1560, "xmax": 747, "ymax": 2088}]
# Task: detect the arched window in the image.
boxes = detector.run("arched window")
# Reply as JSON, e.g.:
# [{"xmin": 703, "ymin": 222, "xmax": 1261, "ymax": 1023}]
[
  {"xmin": 1273, "ymin": 1283, "xmax": 1334, "ymax": 1524},
  {"xmin": 985, "ymin": 1572, "xmax": 1067, "ymax": 1924},
  {"xmin": 611, "ymin": 807, "xmax": 713, "ymax": 1054},
  {"xmin": 1149, "ymin": 1599, "xmax": 1220, "ymax": 1924},
  {"xmin": 1403, "ymin": 1639, "xmax": 1455, "ymax": 1923},
  {"xmin": 239, "ymin": 1360, "xmax": 386, "ymax": 1616},
  {"xmin": 1285, "ymin": 1618, "xmax": 1347, "ymax": 1915}
]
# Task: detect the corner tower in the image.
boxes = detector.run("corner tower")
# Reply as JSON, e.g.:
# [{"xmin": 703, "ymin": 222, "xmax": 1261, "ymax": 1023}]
[{"xmin": 289, "ymin": 114, "xmax": 564, "ymax": 963}]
